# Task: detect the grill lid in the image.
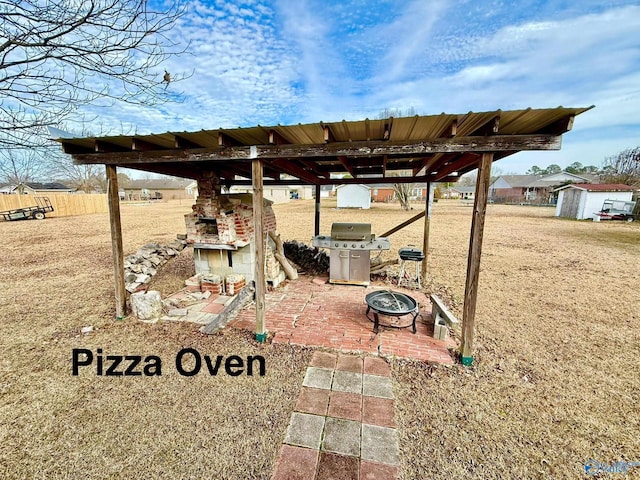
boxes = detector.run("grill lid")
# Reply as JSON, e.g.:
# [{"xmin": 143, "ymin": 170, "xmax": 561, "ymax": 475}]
[{"xmin": 331, "ymin": 222, "xmax": 372, "ymax": 241}]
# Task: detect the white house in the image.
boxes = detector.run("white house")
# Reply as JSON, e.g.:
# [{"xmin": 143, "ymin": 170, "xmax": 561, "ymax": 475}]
[
  {"xmin": 490, "ymin": 172, "xmax": 596, "ymax": 203},
  {"xmin": 185, "ymin": 181, "xmax": 313, "ymax": 204},
  {"xmin": 554, "ymin": 183, "xmax": 636, "ymax": 220},
  {"xmin": 336, "ymin": 184, "xmax": 371, "ymax": 209}
]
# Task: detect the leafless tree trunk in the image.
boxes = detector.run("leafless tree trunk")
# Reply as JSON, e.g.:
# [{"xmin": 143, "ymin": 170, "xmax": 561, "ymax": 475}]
[{"xmin": 392, "ymin": 183, "xmax": 414, "ymax": 210}]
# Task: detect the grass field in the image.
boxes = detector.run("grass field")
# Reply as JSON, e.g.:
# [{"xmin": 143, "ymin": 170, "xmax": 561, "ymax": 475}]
[{"xmin": 0, "ymin": 198, "xmax": 638, "ymax": 479}]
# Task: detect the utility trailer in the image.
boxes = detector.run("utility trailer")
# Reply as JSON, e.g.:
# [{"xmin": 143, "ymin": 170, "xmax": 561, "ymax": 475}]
[
  {"xmin": 0, "ymin": 197, "xmax": 54, "ymax": 221},
  {"xmin": 595, "ymin": 199, "xmax": 637, "ymax": 222}
]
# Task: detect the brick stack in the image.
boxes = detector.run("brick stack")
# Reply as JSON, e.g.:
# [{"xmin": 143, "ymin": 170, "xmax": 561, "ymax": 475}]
[
  {"xmin": 184, "ymin": 274, "xmax": 202, "ymax": 293},
  {"xmin": 225, "ymin": 274, "xmax": 246, "ymax": 295},
  {"xmin": 201, "ymin": 274, "xmax": 223, "ymax": 295}
]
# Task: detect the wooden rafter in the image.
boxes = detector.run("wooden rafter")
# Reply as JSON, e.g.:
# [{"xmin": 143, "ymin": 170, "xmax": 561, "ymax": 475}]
[
  {"xmin": 132, "ymin": 138, "xmax": 164, "ymax": 151},
  {"xmin": 338, "ymin": 156, "xmax": 355, "ymax": 177},
  {"xmin": 174, "ymin": 135, "xmax": 203, "ymax": 149},
  {"xmin": 270, "ymin": 159, "xmax": 320, "ymax": 184}
]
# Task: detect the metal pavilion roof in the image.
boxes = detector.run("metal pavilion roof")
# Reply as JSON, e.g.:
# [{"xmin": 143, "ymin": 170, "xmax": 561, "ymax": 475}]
[{"xmin": 56, "ymin": 106, "xmax": 593, "ymax": 185}]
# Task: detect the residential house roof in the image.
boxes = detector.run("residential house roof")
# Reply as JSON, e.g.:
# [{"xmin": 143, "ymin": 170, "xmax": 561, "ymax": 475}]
[
  {"xmin": 1, "ymin": 182, "xmax": 75, "ymax": 192},
  {"xmin": 554, "ymin": 183, "xmax": 637, "ymax": 192},
  {"xmin": 492, "ymin": 172, "xmax": 593, "ymax": 189}
]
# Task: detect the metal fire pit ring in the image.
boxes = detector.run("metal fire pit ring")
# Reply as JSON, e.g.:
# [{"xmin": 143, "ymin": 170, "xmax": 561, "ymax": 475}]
[{"xmin": 365, "ymin": 290, "xmax": 419, "ymax": 334}]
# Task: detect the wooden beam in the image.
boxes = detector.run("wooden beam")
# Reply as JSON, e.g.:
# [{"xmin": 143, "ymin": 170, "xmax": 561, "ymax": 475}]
[
  {"xmin": 460, "ymin": 152, "xmax": 494, "ymax": 366},
  {"xmin": 322, "ymin": 124, "xmax": 335, "ymax": 143},
  {"xmin": 314, "ymin": 185, "xmax": 321, "ymax": 236},
  {"xmin": 432, "ymin": 153, "xmax": 480, "ymax": 180},
  {"xmin": 341, "ymin": 120, "xmax": 352, "ymax": 142},
  {"xmin": 271, "ymin": 159, "xmax": 321, "ymax": 184},
  {"xmin": 422, "ymin": 182, "xmax": 433, "ymax": 280},
  {"xmin": 322, "ymin": 175, "xmax": 460, "ymax": 186},
  {"xmin": 300, "ymin": 159, "xmax": 329, "ymax": 179},
  {"xmin": 70, "ymin": 134, "xmax": 562, "ymax": 165},
  {"xmin": 383, "ymin": 117, "xmax": 393, "ymax": 140},
  {"xmin": 105, "ymin": 165, "xmax": 126, "ymax": 320},
  {"xmin": 448, "ymin": 119, "xmax": 457, "ymax": 137},
  {"xmin": 338, "ymin": 156, "xmax": 356, "ymax": 177},
  {"xmin": 252, "ymin": 160, "xmax": 267, "ymax": 343},
  {"xmin": 379, "ymin": 210, "xmax": 426, "ymax": 238}
]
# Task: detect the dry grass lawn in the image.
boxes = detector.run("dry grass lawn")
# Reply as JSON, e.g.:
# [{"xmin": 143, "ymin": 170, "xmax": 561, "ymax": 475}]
[{"xmin": 1, "ymin": 198, "xmax": 638, "ymax": 479}]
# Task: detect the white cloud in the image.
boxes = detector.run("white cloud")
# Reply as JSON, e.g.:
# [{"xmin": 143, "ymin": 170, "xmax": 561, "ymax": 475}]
[{"xmin": 68, "ymin": 1, "xmax": 639, "ymax": 174}]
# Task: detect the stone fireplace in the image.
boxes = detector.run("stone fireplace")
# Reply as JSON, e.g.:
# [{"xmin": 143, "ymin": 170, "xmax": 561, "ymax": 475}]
[{"xmin": 185, "ymin": 172, "xmax": 284, "ymax": 291}]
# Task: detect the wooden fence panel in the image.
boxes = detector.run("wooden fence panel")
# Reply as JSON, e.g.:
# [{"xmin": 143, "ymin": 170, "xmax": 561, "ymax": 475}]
[{"xmin": 0, "ymin": 194, "xmax": 108, "ymax": 218}]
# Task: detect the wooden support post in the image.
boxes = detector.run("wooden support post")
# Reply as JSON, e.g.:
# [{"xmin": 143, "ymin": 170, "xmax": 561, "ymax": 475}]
[
  {"xmin": 105, "ymin": 164, "xmax": 126, "ymax": 319},
  {"xmin": 421, "ymin": 182, "xmax": 433, "ymax": 280},
  {"xmin": 252, "ymin": 159, "xmax": 267, "ymax": 342},
  {"xmin": 314, "ymin": 184, "xmax": 321, "ymax": 236},
  {"xmin": 461, "ymin": 153, "xmax": 494, "ymax": 366}
]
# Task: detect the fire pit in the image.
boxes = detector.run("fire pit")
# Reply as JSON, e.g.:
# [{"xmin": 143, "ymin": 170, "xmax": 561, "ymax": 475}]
[{"xmin": 365, "ymin": 290, "xmax": 419, "ymax": 334}]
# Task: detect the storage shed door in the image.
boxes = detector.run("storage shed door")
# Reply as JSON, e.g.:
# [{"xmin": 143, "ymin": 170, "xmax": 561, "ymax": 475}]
[{"xmin": 560, "ymin": 189, "xmax": 581, "ymax": 218}]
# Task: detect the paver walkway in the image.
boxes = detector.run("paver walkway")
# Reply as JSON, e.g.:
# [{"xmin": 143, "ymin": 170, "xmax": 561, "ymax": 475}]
[{"xmin": 272, "ymin": 351, "xmax": 400, "ymax": 480}]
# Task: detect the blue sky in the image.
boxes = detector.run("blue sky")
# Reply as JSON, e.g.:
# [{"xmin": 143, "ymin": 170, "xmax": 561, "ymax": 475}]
[{"xmin": 87, "ymin": 0, "xmax": 640, "ymax": 174}]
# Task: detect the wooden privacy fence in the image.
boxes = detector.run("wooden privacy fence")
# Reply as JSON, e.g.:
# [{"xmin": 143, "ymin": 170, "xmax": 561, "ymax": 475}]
[{"xmin": 0, "ymin": 194, "xmax": 108, "ymax": 217}]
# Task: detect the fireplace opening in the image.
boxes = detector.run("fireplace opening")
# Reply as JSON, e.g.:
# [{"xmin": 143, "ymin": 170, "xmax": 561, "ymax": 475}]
[{"xmin": 197, "ymin": 217, "xmax": 218, "ymax": 235}]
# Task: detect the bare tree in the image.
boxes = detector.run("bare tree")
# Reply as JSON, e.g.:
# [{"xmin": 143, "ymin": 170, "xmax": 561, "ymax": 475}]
[
  {"xmin": 0, "ymin": 148, "xmax": 51, "ymax": 185},
  {"xmin": 392, "ymin": 181, "xmax": 414, "ymax": 210},
  {"xmin": 600, "ymin": 147, "xmax": 640, "ymax": 186},
  {"xmin": 0, "ymin": 0, "xmax": 188, "ymax": 151}
]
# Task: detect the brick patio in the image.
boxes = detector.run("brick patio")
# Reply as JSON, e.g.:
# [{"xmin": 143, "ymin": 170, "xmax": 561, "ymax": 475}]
[{"xmin": 231, "ymin": 276, "xmax": 455, "ymax": 365}]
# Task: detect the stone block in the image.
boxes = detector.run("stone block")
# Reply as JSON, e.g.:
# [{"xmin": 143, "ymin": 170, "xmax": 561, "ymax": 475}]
[{"xmin": 130, "ymin": 290, "xmax": 162, "ymax": 322}]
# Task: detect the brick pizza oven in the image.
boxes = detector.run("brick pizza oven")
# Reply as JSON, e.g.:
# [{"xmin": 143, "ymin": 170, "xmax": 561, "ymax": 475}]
[{"xmin": 184, "ymin": 172, "xmax": 283, "ymax": 290}]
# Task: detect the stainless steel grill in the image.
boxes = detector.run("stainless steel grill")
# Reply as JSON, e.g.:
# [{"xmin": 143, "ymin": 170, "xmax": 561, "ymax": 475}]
[{"xmin": 312, "ymin": 223, "xmax": 390, "ymax": 286}]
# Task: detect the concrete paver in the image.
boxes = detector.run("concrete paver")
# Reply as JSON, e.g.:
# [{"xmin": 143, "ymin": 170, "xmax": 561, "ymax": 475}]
[
  {"xmin": 362, "ymin": 374, "xmax": 393, "ymax": 399},
  {"xmin": 296, "ymin": 387, "xmax": 330, "ymax": 416},
  {"xmin": 310, "ymin": 351, "xmax": 338, "ymax": 369},
  {"xmin": 328, "ymin": 391, "xmax": 362, "ymax": 422},
  {"xmin": 322, "ymin": 417, "xmax": 361, "ymax": 457},
  {"xmin": 303, "ymin": 367, "xmax": 334, "ymax": 390},
  {"xmin": 360, "ymin": 424, "xmax": 399, "ymax": 466},
  {"xmin": 332, "ymin": 371, "xmax": 362, "ymax": 394},
  {"xmin": 284, "ymin": 412, "xmax": 325, "ymax": 450},
  {"xmin": 362, "ymin": 397, "xmax": 396, "ymax": 428},
  {"xmin": 316, "ymin": 452, "xmax": 359, "ymax": 480},
  {"xmin": 363, "ymin": 357, "xmax": 391, "ymax": 377},
  {"xmin": 359, "ymin": 460, "xmax": 399, "ymax": 480},
  {"xmin": 275, "ymin": 352, "xmax": 401, "ymax": 480},
  {"xmin": 272, "ymin": 445, "xmax": 319, "ymax": 480},
  {"xmin": 336, "ymin": 354, "xmax": 363, "ymax": 373}
]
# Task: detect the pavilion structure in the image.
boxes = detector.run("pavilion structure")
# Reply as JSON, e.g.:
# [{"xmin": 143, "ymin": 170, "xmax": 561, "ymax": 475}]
[{"xmin": 56, "ymin": 106, "xmax": 592, "ymax": 365}]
